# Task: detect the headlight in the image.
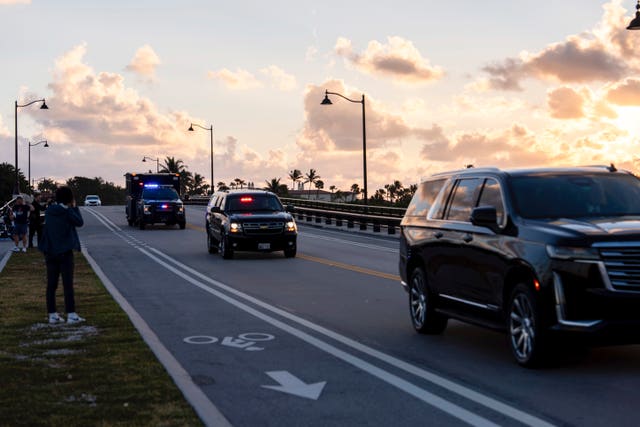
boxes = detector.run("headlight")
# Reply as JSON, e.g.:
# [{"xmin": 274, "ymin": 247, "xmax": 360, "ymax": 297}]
[
  {"xmin": 286, "ymin": 221, "xmax": 297, "ymax": 232},
  {"xmin": 546, "ymin": 245, "xmax": 600, "ymax": 260},
  {"xmin": 177, "ymin": 204, "xmax": 184, "ymax": 212},
  {"xmin": 230, "ymin": 222, "xmax": 242, "ymax": 233},
  {"xmin": 143, "ymin": 204, "xmax": 151, "ymax": 213}
]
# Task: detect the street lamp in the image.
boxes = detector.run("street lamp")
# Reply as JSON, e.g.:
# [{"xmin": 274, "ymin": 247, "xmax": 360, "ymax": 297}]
[
  {"xmin": 28, "ymin": 140, "xmax": 49, "ymax": 194},
  {"xmin": 321, "ymin": 89, "xmax": 368, "ymax": 206},
  {"xmin": 628, "ymin": 0, "xmax": 640, "ymax": 29},
  {"xmin": 142, "ymin": 156, "xmax": 160, "ymax": 173},
  {"xmin": 15, "ymin": 98, "xmax": 48, "ymax": 194},
  {"xmin": 188, "ymin": 123, "xmax": 214, "ymax": 194}
]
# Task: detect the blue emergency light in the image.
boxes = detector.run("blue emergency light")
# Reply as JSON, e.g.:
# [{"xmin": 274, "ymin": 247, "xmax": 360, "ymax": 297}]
[{"xmin": 144, "ymin": 183, "xmax": 159, "ymax": 188}]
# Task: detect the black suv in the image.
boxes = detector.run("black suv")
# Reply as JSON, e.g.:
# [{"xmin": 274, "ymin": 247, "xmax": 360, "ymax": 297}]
[
  {"xmin": 205, "ymin": 190, "xmax": 297, "ymax": 259},
  {"xmin": 137, "ymin": 185, "xmax": 186, "ymax": 230},
  {"xmin": 399, "ymin": 166, "xmax": 640, "ymax": 366}
]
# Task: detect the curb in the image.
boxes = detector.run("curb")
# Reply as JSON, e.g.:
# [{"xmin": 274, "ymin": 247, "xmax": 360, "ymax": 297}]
[
  {"xmin": 0, "ymin": 250, "xmax": 12, "ymax": 274},
  {"xmin": 81, "ymin": 247, "xmax": 232, "ymax": 427}
]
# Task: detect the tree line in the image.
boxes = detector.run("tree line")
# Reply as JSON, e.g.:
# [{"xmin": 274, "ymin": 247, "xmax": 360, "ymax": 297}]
[{"xmin": 1, "ymin": 160, "xmax": 418, "ymax": 208}]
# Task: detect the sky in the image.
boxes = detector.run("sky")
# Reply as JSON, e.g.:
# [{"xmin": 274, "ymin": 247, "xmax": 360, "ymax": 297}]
[{"xmin": 3, "ymin": 0, "xmax": 640, "ymax": 193}]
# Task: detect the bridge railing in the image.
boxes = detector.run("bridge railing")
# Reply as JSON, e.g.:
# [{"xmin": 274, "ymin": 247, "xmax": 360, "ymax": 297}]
[{"xmin": 183, "ymin": 196, "xmax": 405, "ymax": 235}]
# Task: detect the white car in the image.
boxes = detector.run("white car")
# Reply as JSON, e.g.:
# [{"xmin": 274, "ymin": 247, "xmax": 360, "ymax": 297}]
[{"xmin": 84, "ymin": 195, "xmax": 102, "ymax": 206}]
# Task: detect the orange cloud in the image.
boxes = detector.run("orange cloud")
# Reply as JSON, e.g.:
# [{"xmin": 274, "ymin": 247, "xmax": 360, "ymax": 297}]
[
  {"xmin": 606, "ymin": 78, "xmax": 640, "ymax": 105},
  {"xmin": 335, "ymin": 36, "xmax": 444, "ymax": 84},
  {"xmin": 208, "ymin": 68, "xmax": 263, "ymax": 90},
  {"xmin": 548, "ymin": 87, "xmax": 586, "ymax": 119}
]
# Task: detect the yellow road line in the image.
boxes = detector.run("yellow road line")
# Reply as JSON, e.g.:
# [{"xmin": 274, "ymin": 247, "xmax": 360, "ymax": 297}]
[
  {"xmin": 187, "ymin": 222, "xmax": 400, "ymax": 281},
  {"xmin": 297, "ymin": 253, "xmax": 400, "ymax": 282}
]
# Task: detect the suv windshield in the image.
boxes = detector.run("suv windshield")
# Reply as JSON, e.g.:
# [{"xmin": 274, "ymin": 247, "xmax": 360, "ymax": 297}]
[
  {"xmin": 511, "ymin": 173, "xmax": 640, "ymax": 219},
  {"xmin": 226, "ymin": 195, "xmax": 283, "ymax": 213},
  {"xmin": 142, "ymin": 188, "xmax": 180, "ymax": 200}
]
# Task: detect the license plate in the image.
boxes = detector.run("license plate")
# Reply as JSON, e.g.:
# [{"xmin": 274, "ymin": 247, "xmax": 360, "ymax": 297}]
[{"xmin": 258, "ymin": 243, "xmax": 271, "ymax": 250}]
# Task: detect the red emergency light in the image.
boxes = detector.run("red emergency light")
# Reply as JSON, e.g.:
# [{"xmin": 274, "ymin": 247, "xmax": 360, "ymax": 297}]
[{"xmin": 240, "ymin": 197, "xmax": 253, "ymax": 203}]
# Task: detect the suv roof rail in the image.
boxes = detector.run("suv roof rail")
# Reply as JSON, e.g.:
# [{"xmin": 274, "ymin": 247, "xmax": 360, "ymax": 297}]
[
  {"xmin": 580, "ymin": 164, "xmax": 620, "ymax": 172},
  {"xmin": 431, "ymin": 166, "xmax": 501, "ymax": 177}
]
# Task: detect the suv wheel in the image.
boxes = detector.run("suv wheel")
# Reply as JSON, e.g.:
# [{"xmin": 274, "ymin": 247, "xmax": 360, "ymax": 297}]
[
  {"xmin": 139, "ymin": 220, "xmax": 145, "ymax": 230},
  {"xmin": 220, "ymin": 234, "xmax": 234, "ymax": 259},
  {"xmin": 179, "ymin": 221, "xmax": 186, "ymax": 230},
  {"xmin": 508, "ymin": 284, "xmax": 549, "ymax": 367},
  {"xmin": 284, "ymin": 246, "xmax": 297, "ymax": 258},
  {"xmin": 409, "ymin": 267, "xmax": 447, "ymax": 334},
  {"xmin": 207, "ymin": 231, "xmax": 218, "ymax": 254}
]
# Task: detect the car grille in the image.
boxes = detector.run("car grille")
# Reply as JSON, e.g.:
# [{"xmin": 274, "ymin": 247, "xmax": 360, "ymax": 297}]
[
  {"xmin": 598, "ymin": 245, "xmax": 640, "ymax": 292},
  {"xmin": 243, "ymin": 222, "xmax": 284, "ymax": 235}
]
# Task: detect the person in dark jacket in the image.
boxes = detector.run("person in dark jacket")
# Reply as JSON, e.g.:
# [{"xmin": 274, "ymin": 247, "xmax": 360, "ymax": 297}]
[
  {"xmin": 39, "ymin": 186, "xmax": 85, "ymax": 325},
  {"xmin": 28, "ymin": 191, "xmax": 45, "ymax": 248}
]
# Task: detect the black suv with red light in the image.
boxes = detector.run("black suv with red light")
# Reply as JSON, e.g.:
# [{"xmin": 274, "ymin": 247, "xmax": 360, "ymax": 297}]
[
  {"xmin": 205, "ymin": 190, "xmax": 297, "ymax": 259},
  {"xmin": 400, "ymin": 166, "xmax": 640, "ymax": 367}
]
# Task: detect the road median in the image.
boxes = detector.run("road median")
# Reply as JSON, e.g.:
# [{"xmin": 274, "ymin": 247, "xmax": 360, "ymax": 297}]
[{"xmin": 0, "ymin": 248, "xmax": 204, "ymax": 425}]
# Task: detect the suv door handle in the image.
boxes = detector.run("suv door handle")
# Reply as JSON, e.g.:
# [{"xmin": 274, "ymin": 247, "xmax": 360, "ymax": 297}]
[
  {"xmin": 463, "ymin": 233, "xmax": 473, "ymax": 243},
  {"xmin": 433, "ymin": 231, "xmax": 443, "ymax": 239}
]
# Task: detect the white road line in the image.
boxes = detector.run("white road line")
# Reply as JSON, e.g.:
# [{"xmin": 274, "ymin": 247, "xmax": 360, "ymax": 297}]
[
  {"xmin": 86, "ymin": 208, "xmax": 556, "ymax": 427},
  {"xmin": 82, "ymin": 209, "xmax": 232, "ymax": 427}
]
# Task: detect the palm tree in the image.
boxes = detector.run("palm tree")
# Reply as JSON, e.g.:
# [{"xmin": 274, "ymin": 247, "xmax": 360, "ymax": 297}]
[
  {"xmin": 264, "ymin": 177, "xmax": 281, "ymax": 192},
  {"xmin": 350, "ymin": 183, "xmax": 360, "ymax": 202},
  {"xmin": 314, "ymin": 179, "xmax": 324, "ymax": 199},
  {"xmin": 288, "ymin": 169, "xmax": 303, "ymax": 191},
  {"xmin": 234, "ymin": 178, "xmax": 246, "ymax": 189},
  {"xmin": 305, "ymin": 169, "xmax": 320, "ymax": 199},
  {"xmin": 187, "ymin": 173, "xmax": 210, "ymax": 196},
  {"xmin": 159, "ymin": 156, "xmax": 186, "ymax": 174},
  {"xmin": 217, "ymin": 181, "xmax": 229, "ymax": 191}
]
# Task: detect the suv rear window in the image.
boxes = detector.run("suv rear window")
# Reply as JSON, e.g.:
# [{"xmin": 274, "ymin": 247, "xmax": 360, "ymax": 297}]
[
  {"xmin": 510, "ymin": 173, "xmax": 640, "ymax": 219},
  {"xmin": 405, "ymin": 179, "xmax": 446, "ymax": 217},
  {"xmin": 227, "ymin": 195, "xmax": 283, "ymax": 213},
  {"xmin": 142, "ymin": 188, "xmax": 180, "ymax": 200}
]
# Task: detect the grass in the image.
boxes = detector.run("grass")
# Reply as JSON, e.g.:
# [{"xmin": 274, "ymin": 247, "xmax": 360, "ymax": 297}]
[{"xmin": 0, "ymin": 249, "xmax": 203, "ymax": 426}]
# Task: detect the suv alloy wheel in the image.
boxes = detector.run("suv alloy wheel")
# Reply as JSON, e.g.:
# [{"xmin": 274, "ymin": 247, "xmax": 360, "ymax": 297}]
[
  {"xmin": 409, "ymin": 268, "xmax": 447, "ymax": 334},
  {"xmin": 508, "ymin": 284, "xmax": 549, "ymax": 367},
  {"xmin": 220, "ymin": 233, "xmax": 234, "ymax": 259}
]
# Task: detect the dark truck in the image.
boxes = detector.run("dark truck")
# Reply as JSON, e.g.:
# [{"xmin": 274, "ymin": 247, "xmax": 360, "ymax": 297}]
[{"xmin": 125, "ymin": 173, "xmax": 186, "ymax": 230}]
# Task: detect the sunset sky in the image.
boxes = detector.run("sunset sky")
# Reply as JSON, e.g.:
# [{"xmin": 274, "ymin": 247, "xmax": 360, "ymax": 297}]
[{"xmin": 3, "ymin": 0, "xmax": 640, "ymax": 192}]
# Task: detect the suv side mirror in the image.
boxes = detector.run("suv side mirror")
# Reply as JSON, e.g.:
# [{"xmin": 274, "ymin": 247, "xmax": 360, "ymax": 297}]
[
  {"xmin": 286, "ymin": 204, "xmax": 295, "ymax": 213},
  {"xmin": 470, "ymin": 206, "xmax": 498, "ymax": 230},
  {"xmin": 210, "ymin": 206, "xmax": 221, "ymax": 214}
]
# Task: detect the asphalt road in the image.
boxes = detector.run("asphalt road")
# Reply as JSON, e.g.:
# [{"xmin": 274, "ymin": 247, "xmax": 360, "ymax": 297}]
[{"xmin": 79, "ymin": 205, "xmax": 640, "ymax": 427}]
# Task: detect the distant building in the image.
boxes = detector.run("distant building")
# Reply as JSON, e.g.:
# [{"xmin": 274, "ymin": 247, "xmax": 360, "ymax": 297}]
[{"xmin": 287, "ymin": 189, "xmax": 356, "ymax": 202}]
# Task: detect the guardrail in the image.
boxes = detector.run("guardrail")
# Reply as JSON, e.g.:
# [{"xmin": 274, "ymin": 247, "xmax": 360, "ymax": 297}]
[{"xmin": 183, "ymin": 196, "xmax": 404, "ymax": 235}]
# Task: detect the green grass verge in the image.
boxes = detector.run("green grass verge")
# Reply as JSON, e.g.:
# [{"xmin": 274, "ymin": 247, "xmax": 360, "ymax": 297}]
[{"xmin": 0, "ymin": 249, "xmax": 203, "ymax": 426}]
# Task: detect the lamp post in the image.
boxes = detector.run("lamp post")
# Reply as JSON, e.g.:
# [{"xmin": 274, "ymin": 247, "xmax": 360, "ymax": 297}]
[
  {"xmin": 28, "ymin": 140, "xmax": 49, "ymax": 194},
  {"xmin": 142, "ymin": 156, "xmax": 160, "ymax": 173},
  {"xmin": 188, "ymin": 123, "xmax": 214, "ymax": 194},
  {"xmin": 321, "ymin": 90, "xmax": 368, "ymax": 206},
  {"xmin": 628, "ymin": 0, "xmax": 640, "ymax": 29},
  {"xmin": 15, "ymin": 98, "xmax": 48, "ymax": 194}
]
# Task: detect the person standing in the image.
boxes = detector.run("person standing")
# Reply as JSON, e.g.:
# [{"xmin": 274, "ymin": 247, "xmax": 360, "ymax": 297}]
[
  {"xmin": 9, "ymin": 195, "xmax": 33, "ymax": 252},
  {"xmin": 38, "ymin": 186, "xmax": 85, "ymax": 325},
  {"xmin": 28, "ymin": 191, "xmax": 45, "ymax": 248}
]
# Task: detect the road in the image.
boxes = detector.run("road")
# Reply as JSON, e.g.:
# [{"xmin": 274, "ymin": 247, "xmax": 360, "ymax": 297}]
[{"xmin": 79, "ymin": 205, "xmax": 640, "ymax": 427}]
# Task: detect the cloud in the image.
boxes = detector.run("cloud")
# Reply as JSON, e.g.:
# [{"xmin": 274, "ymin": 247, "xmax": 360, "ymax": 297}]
[
  {"xmin": 335, "ymin": 36, "xmax": 444, "ymax": 84},
  {"xmin": 548, "ymin": 87, "xmax": 586, "ymax": 119},
  {"xmin": 0, "ymin": 0, "xmax": 30, "ymax": 4},
  {"xmin": 606, "ymin": 78, "xmax": 640, "ymax": 105},
  {"xmin": 481, "ymin": 1, "xmax": 634, "ymax": 91},
  {"xmin": 209, "ymin": 66, "xmax": 298, "ymax": 91},
  {"xmin": 419, "ymin": 124, "xmax": 556, "ymax": 167},
  {"xmin": 299, "ymin": 80, "xmax": 412, "ymax": 154},
  {"xmin": 125, "ymin": 45, "xmax": 161, "ymax": 81},
  {"xmin": 207, "ymin": 68, "xmax": 263, "ymax": 90},
  {"xmin": 260, "ymin": 65, "xmax": 297, "ymax": 91}
]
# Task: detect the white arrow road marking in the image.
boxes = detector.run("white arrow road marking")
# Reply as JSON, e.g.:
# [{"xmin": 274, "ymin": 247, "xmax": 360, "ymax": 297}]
[{"xmin": 262, "ymin": 371, "xmax": 326, "ymax": 400}]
